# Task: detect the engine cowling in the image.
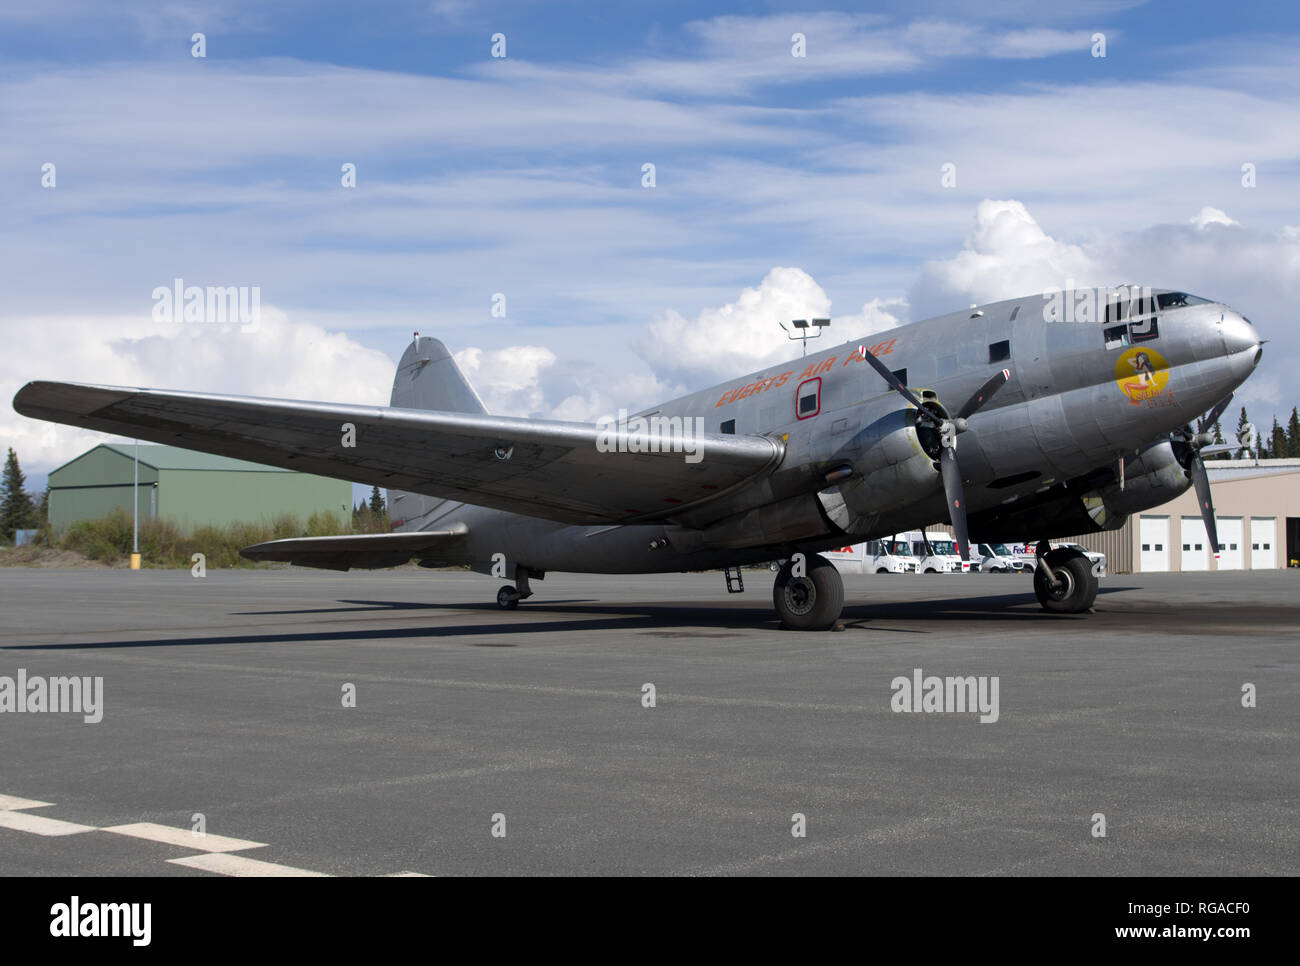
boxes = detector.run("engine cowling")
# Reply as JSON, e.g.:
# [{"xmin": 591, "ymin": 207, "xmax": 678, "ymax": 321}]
[
  {"xmin": 967, "ymin": 439, "xmax": 1191, "ymax": 542},
  {"xmin": 817, "ymin": 407, "xmax": 941, "ymax": 535}
]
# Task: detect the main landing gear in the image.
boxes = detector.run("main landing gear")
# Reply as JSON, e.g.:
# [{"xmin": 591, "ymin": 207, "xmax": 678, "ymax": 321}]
[
  {"xmin": 496, "ymin": 567, "xmax": 535, "ymax": 610},
  {"xmin": 1031, "ymin": 540, "xmax": 1098, "ymax": 614},
  {"xmin": 772, "ymin": 553, "xmax": 844, "ymax": 630}
]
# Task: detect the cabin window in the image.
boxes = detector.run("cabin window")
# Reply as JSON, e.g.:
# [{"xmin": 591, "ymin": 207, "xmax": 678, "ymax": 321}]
[
  {"xmin": 1103, "ymin": 324, "xmax": 1130, "ymax": 350},
  {"xmin": 891, "ymin": 368, "xmax": 907, "ymax": 386},
  {"xmin": 796, "ymin": 377, "xmax": 821, "ymax": 419},
  {"xmin": 1129, "ymin": 316, "xmax": 1159, "ymax": 343},
  {"xmin": 988, "ymin": 340, "xmax": 1011, "ymax": 363},
  {"xmin": 720, "ymin": 419, "xmax": 735, "ymax": 435}
]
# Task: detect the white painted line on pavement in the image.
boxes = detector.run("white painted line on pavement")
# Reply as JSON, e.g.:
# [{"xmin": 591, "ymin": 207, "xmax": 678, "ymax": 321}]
[
  {"xmin": 0, "ymin": 794, "xmax": 53, "ymax": 811},
  {"xmin": 168, "ymin": 853, "xmax": 330, "ymax": 877},
  {"xmin": 0, "ymin": 810, "xmax": 95, "ymax": 836},
  {"xmin": 102, "ymin": 822, "xmax": 267, "ymax": 853}
]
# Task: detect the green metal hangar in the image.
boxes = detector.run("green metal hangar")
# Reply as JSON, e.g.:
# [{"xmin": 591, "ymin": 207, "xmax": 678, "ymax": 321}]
[
  {"xmin": 1070, "ymin": 458, "xmax": 1300, "ymax": 573},
  {"xmin": 47, "ymin": 443, "xmax": 352, "ymax": 531}
]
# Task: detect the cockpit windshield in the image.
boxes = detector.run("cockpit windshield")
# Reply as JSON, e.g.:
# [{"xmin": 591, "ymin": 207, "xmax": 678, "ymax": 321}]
[{"xmin": 1156, "ymin": 292, "xmax": 1211, "ymax": 309}]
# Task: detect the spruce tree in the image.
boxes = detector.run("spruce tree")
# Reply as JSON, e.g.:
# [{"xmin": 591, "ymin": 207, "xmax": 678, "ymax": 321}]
[
  {"xmin": 1271, "ymin": 417, "xmax": 1287, "ymax": 461},
  {"xmin": 1234, "ymin": 406, "xmax": 1253, "ymax": 457},
  {"xmin": 1288, "ymin": 406, "xmax": 1300, "ymax": 458},
  {"xmin": 368, "ymin": 486, "xmax": 386, "ymax": 514},
  {"xmin": 1207, "ymin": 419, "xmax": 1228, "ymax": 460},
  {"xmin": 1, "ymin": 448, "xmax": 37, "ymax": 543}
]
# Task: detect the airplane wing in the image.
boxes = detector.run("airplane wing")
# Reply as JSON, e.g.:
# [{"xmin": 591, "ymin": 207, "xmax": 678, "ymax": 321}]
[
  {"xmin": 13, "ymin": 382, "xmax": 785, "ymax": 525},
  {"xmin": 241, "ymin": 526, "xmax": 469, "ymax": 570}
]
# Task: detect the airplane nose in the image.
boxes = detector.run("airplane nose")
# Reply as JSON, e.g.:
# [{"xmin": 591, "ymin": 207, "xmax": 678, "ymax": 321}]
[{"xmin": 1221, "ymin": 312, "xmax": 1260, "ymax": 356}]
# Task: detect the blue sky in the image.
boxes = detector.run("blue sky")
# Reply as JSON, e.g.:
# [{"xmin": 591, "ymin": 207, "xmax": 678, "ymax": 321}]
[{"xmin": 3, "ymin": 0, "xmax": 1299, "ymax": 489}]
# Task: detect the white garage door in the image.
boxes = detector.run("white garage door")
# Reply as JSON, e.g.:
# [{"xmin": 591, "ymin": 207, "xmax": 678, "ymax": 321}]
[
  {"xmin": 1250, "ymin": 518, "xmax": 1277, "ymax": 569},
  {"xmin": 1139, "ymin": 516, "xmax": 1170, "ymax": 572},
  {"xmin": 1217, "ymin": 517, "xmax": 1243, "ymax": 570},
  {"xmin": 1181, "ymin": 516, "xmax": 1210, "ymax": 571}
]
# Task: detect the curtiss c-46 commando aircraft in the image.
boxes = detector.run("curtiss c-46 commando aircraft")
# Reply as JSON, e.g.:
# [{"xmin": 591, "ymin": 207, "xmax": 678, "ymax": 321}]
[{"xmin": 14, "ymin": 287, "xmax": 1261, "ymax": 630}]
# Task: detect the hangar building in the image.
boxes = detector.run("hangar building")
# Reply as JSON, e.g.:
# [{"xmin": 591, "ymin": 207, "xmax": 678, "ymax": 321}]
[
  {"xmin": 1066, "ymin": 458, "xmax": 1299, "ymax": 573},
  {"xmin": 47, "ymin": 444, "xmax": 352, "ymax": 532}
]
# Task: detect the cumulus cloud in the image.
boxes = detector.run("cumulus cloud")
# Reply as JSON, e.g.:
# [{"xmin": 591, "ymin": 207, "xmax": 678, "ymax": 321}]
[
  {"xmin": 909, "ymin": 199, "xmax": 1100, "ymax": 318},
  {"xmin": 453, "ymin": 345, "xmax": 559, "ymax": 418},
  {"xmin": 636, "ymin": 267, "xmax": 834, "ymax": 386},
  {"xmin": 3, "ymin": 307, "xmax": 394, "ymax": 475}
]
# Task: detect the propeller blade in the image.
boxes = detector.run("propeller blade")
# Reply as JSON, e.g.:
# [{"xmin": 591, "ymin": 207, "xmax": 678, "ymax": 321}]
[
  {"xmin": 939, "ymin": 447, "xmax": 972, "ymax": 561},
  {"xmin": 1189, "ymin": 454, "xmax": 1221, "ymax": 559},
  {"xmin": 955, "ymin": 368, "xmax": 1011, "ymax": 421},
  {"xmin": 1197, "ymin": 393, "xmax": 1234, "ymax": 435},
  {"xmin": 858, "ymin": 345, "xmax": 931, "ymax": 415}
]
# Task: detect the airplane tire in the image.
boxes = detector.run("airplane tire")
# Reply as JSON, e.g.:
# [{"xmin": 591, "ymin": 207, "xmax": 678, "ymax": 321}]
[
  {"xmin": 1033, "ymin": 550, "xmax": 1098, "ymax": 614},
  {"xmin": 497, "ymin": 586, "xmax": 520, "ymax": 610},
  {"xmin": 772, "ymin": 554, "xmax": 844, "ymax": 630}
]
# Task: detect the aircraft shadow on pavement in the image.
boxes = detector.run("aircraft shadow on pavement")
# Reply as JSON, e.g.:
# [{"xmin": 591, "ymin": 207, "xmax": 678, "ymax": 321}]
[{"xmin": 1, "ymin": 590, "xmax": 1122, "ymax": 652}]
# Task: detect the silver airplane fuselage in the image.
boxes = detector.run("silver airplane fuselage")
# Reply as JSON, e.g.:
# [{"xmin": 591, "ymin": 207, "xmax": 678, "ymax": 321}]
[{"xmin": 391, "ymin": 288, "xmax": 1262, "ymax": 577}]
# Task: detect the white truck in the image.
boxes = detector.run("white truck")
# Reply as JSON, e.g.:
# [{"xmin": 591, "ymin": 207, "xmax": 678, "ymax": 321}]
[
  {"xmin": 974, "ymin": 542, "xmax": 1031, "ymax": 573},
  {"xmin": 865, "ymin": 538, "xmax": 920, "ymax": 574},
  {"xmin": 1006, "ymin": 542, "xmax": 1106, "ymax": 576},
  {"xmin": 900, "ymin": 530, "xmax": 979, "ymax": 573}
]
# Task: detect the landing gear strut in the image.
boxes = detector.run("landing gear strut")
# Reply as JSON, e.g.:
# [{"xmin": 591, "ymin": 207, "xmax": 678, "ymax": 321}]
[
  {"xmin": 1032, "ymin": 540, "xmax": 1098, "ymax": 614},
  {"xmin": 496, "ymin": 566, "xmax": 535, "ymax": 611},
  {"xmin": 772, "ymin": 553, "xmax": 844, "ymax": 630}
]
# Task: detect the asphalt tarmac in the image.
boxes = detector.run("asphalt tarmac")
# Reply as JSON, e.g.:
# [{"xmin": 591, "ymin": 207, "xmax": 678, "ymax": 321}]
[{"xmin": 0, "ymin": 567, "xmax": 1295, "ymax": 876}]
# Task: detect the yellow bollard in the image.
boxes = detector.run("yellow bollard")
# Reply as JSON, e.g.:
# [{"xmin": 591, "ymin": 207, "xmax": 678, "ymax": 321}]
[{"xmin": 130, "ymin": 553, "xmax": 142, "ymax": 570}]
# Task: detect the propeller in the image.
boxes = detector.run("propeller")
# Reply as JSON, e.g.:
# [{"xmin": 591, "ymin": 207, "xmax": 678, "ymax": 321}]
[
  {"xmin": 859, "ymin": 346, "xmax": 1010, "ymax": 561},
  {"xmin": 1172, "ymin": 393, "xmax": 1233, "ymax": 561}
]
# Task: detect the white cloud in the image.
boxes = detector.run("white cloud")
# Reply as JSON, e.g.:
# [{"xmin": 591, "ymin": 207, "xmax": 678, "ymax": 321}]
[
  {"xmin": 453, "ymin": 345, "xmax": 557, "ymax": 418},
  {"xmin": 636, "ymin": 267, "xmax": 833, "ymax": 386},
  {"xmin": 3, "ymin": 308, "xmax": 393, "ymax": 475},
  {"xmin": 1190, "ymin": 206, "xmax": 1240, "ymax": 230},
  {"xmin": 909, "ymin": 199, "xmax": 1099, "ymax": 317}
]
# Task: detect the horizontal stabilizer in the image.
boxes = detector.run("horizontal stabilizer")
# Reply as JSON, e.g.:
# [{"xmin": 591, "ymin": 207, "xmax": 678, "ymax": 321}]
[{"xmin": 241, "ymin": 525, "xmax": 468, "ymax": 571}]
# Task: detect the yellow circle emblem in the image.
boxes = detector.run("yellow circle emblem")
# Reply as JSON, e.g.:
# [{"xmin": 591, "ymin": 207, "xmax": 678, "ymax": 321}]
[{"xmin": 1114, "ymin": 346, "xmax": 1169, "ymax": 404}]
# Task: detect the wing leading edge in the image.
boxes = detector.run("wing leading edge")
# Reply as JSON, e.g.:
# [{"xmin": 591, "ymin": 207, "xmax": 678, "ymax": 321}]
[{"xmin": 14, "ymin": 381, "xmax": 784, "ymax": 526}]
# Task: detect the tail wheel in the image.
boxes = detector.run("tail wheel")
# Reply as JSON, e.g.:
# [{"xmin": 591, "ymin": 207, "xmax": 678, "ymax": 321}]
[
  {"xmin": 497, "ymin": 586, "xmax": 520, "ymax": 610},
  {"xmin": 1033, "ymin": 550, "xmax": 1098, "ymax": 613},
  {"xmin": 772, "ymin": 554, "xmax": 844, "ymax": 630}
]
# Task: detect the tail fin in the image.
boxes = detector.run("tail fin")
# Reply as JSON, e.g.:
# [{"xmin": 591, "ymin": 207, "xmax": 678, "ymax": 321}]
[
  {"xmin": 390, "ymin": 335, "xmax": 487, "ymax": 414},
  {"xmin": 387, "ymin": 336, "xmax": 483, "ymax": 532}
]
